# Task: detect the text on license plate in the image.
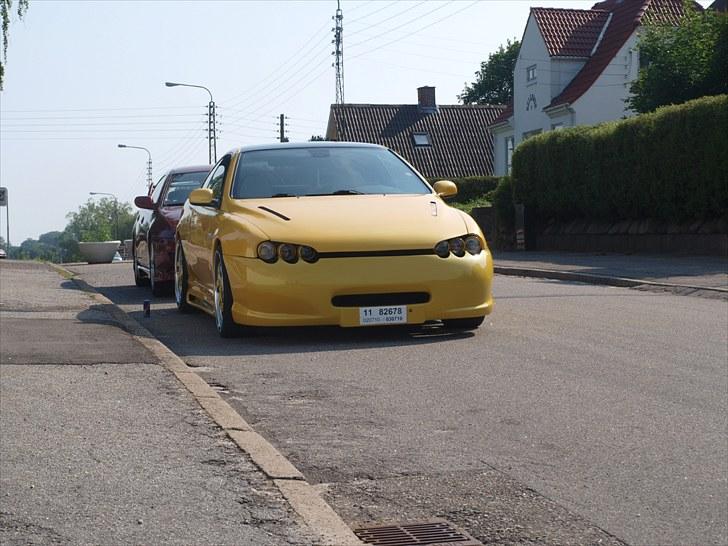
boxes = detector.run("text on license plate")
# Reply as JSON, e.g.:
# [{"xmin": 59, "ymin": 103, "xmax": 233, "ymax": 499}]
[{"xmin": 359, "ymin": 305, "xmax": 407, "ymax": 325}]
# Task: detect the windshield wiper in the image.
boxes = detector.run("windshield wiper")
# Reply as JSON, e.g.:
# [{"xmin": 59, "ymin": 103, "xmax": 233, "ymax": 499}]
[
  {"xmin": 270, "ymin": 193, "xmax": 296, "ymax": 198},
  {"xmin": 306, "ymin": 189, "xmax": 365, "ymax": 196}
]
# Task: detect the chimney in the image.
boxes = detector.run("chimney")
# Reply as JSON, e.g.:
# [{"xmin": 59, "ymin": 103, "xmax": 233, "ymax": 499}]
[{"xmin": 417, "ymin": 86, "xmax": 438, "ymax": 114}]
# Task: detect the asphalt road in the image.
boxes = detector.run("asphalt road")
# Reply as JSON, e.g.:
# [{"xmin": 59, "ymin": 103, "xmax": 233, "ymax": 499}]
[{"xmin": 69, "ymin": 262, "xmax": 728, "ymax": 546}]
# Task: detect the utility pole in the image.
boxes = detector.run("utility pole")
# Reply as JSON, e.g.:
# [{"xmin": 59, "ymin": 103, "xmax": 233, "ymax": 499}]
[
  {"xmin": 0, "ymin": 186, "xmax": 9, "ymax": 250},
  {"xmin": 165, "ymin": 81, "xmax": 217, "ymax": 164},
  {"xmin": 208, "ymin": 100, "xmax": 217, "ymax": 164},
  {"xmin": 332, "ymin": 0, "xmax": 345, "ymax": 140},
  {"xmin": 279, "ymin": 114, "xmax": 289, "ymax": 143}
]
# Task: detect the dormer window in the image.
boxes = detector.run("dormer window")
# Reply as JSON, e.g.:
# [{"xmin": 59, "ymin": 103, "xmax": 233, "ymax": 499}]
[
  {"xmin": 412, "ymin": 132, "xmax": 432, "ymax": 147},
  {"xmin": 527, "ymin": 65, "xmax": 537, "ymax": 82}
]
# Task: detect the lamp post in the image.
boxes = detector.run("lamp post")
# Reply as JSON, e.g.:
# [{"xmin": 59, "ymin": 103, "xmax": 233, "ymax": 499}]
[
  {"xmin": 165, "ymin": 81, "xmax": 217, "ymax": 164},
  {"xmin": 118, "ymin": 144, "xmax": 153, "ymax": 190},
  {"xmin": 89, "ymin": 192, "xmax": 119, "ymax": 241}
]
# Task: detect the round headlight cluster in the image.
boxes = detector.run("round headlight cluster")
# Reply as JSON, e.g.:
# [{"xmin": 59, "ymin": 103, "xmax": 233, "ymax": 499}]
[
  {"xmin": 257, "ymin": 241, "xmax": 319, "ymax": 264},
  {"xmin": 433, "ymin": 234, "xmax": 483, "ymax": 258}
]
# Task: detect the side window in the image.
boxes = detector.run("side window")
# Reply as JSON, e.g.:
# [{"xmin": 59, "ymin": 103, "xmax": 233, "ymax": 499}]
[
  {"xmin": 203, "ymin": 155, "xmax": 231, "ymax": 205},
  {"xmin": 150, "ymin": 175, "xmax": 166, "ymax": 203}
]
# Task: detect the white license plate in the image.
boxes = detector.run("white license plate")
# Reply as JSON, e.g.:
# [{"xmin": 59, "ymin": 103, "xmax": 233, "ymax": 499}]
[{"xmin": 359, "ymin": 305, "xmax": 408, "ymax": 326}]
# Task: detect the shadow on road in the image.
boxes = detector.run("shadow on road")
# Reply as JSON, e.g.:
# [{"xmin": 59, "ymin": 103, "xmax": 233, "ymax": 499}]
[{"xmin": 62, "ymin": 281, "xmax": 475, "ymax": 357}]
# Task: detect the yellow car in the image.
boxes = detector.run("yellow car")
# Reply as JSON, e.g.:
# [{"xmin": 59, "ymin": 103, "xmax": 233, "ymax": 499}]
[{"xmin": 175, "ymin": 143, "xmax": 493, "ymax": 337}]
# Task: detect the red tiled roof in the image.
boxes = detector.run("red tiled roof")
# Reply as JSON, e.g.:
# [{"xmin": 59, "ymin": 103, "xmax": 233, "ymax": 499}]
[
  {"xmin": 532, "ymin": 8, "xmax": 611, "ymax": 57},
  {"xmin": 327, "ymin": 104, "xmax": 505, "ymax": 178},
  {"xmin": 548, "ymin": 0, "xmax": 700, "ymax": 109},
  {"xmin": 488, "ymin": 102, "xmax": 514, "ymax": 128}
]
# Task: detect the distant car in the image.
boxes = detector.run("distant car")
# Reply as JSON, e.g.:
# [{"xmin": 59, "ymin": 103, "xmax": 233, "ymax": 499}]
[
  {"xmin": 132, "ymin": 165, "xmax": 210, "ymax": 295},
  {"xmin": 175, "ymin": 143, "xmax": 493, "ymax": 337},
  {"xmin": 0, "ymin": 248, "xmax": 6, "ymax": 259}
]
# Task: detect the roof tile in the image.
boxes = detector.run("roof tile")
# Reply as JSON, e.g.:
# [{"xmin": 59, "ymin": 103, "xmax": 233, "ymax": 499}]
[
  {"xmin": 329, "ymin": 104, "xmax": 505, "ymax": 178},
  {"xmin": 532, "ymin": 8, "xmax": 611, "ymax": 57}
]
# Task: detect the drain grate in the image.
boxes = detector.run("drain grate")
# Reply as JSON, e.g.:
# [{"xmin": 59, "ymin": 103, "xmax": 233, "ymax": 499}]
[{"xmin": 353, "ymin": 519, "xmax": 481, "ymax": 546}]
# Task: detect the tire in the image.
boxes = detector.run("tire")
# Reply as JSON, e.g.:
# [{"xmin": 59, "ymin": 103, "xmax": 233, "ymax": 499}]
[
  {"xmin": 149, "ymin": 247, "xmax": 168, "ymax": 297},
  {"xmin": 133, "ymin": 248, "xmax": 149, "ymax": 287},
  {"xmin": 213, "ymin": 248, "xmax": 238, "ymax": 338},
  {"xmin": 174, "ymin": 242, "xmax": 192, "ymax": 313},
  {"xmin": 443, "ymin": 316, "xmax": 485, "ymax": 331}
]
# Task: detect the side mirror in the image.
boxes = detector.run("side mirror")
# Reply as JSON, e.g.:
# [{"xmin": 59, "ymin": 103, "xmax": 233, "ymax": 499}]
[
  {"xmin": 134, "ymin": 195, "xmax": 154, "ymax": 210},
  {"xmin": 433, "ymin": 180, "xmax": 458, "ymax": 199},
  {"xmin": 189, "ymin": 188, "xmax": 215, "ymax": 206}
]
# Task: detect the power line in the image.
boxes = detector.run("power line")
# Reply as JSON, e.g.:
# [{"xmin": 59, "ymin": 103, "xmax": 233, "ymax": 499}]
[
  {"xmin": 347, "ymin": 1, "xmax": 454, "ymax": 50},
  {"xmin": 348, "ymin": 1, "xmax": 479, "ymax": 60}
]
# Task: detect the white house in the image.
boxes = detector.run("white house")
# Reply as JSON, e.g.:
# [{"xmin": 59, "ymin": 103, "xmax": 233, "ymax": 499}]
[{"xmin": 489, "ymin": 0, "xmax": 698, "ymax": 176}]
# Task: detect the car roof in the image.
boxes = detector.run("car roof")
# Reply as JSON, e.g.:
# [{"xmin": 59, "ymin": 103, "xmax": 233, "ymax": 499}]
[
  {"xmin": 228, "ymin": 141, "xmax": 387, "ymax": 155},
  {"xmin": 167, "ymin": 164, "xmax": 211, "ymax": 175}
]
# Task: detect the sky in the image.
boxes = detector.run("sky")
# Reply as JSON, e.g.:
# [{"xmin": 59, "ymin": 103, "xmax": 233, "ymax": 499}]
[{"xmin": 0, "ymin": 0, "xmax": 710, "ymax": 244}]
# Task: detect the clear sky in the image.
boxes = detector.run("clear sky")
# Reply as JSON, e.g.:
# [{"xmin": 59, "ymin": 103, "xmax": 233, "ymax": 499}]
[{"xmin": 0, "ymin": 0, "xmax": 710, "ymax": 244}]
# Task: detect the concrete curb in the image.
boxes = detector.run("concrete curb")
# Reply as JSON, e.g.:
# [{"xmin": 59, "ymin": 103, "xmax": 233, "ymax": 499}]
[
  {"xmin": 48, "ymin": 263, "xmax": 363, "ymax": 546},
  {"xmin": 494, "ymin": 265, "xmax": 728, "ymax": 295}
]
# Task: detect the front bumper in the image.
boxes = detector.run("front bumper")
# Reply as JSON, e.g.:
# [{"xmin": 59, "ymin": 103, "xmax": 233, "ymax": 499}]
[{"xmin": 224, "ymin": 251, "xmax": 493, "ymax": 327}]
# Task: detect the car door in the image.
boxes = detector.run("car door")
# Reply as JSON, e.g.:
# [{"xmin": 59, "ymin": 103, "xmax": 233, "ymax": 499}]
[
  {"xmin": 186, "ymin": 155, "xmax": 231, "ymax": 291},
  {"xmin": 135, "ymin": 174, "xmax": 166, "ymax": 268}
]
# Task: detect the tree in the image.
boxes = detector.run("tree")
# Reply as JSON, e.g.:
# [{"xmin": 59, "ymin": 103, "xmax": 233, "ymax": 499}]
[
  {"xmin": 1, "ymin": 0, "xmax": 29, "ymax": 89},
  {"xmin": 628, "ymin": 6, "xmax": 728, "ymax": 113},
  {"xmin": 65, "ymin": 198, "xmax": 135, "ymax": 243},
  {"xmin": 459, "ymin": 39, "xmax": 520, "ymax": 105}
]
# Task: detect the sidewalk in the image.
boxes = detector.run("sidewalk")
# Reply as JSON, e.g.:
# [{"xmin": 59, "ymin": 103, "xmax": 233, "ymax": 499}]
[
  {"xmin": 493, "ymin": 250, "xmax": 728, "ymax": 295},
  {"xmin": 0, "ymin": 260, "xmax": 319, "ymax": 545}
]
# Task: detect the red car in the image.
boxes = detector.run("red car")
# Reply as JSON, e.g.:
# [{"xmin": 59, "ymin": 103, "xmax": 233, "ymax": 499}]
[{"xmin": 132, "ymin": 165, "xmax": 210, "ymax": 295}]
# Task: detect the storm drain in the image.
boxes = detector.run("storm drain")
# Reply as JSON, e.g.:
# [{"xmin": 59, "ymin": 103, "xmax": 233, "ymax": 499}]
[{"xmin": 353, "ymin": 519, "xmax": 481, "ymax": 546}]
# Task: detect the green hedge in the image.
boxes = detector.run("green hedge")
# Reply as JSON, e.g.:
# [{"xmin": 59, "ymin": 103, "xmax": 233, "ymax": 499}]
[{"xmin": 511, "ymin": 94, "xmax": 728, "ymax": 223}]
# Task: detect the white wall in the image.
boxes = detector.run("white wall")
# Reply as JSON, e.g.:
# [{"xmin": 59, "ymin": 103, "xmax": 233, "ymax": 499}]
[
  {"xmin": 550, "ymin": 58, "xmax": 587, "ymax": 101},
  {"xmin": 491, "ymin": 126, "xmax": 513, "ymax": 176},
  {"xmin": 573, "ymin": 31, "xmax": 640, "ymax": 126},
  {"xmin": 513, "ymin": 14, "xmax": 552, "ymax": 143}
]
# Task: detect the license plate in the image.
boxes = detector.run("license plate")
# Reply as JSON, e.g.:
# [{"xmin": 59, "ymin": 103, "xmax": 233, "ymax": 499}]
[{"xmin": 359, "ymin": 305, "xmax": 407, "ymax": 326}]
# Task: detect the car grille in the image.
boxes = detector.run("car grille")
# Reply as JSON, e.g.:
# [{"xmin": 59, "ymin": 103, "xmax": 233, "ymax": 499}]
[{"xmin": 331, "ymin": 292, "xmax": 430, "ymax": 307}]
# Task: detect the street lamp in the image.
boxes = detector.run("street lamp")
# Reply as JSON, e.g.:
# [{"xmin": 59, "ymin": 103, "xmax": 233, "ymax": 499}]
[
  {"xmin": 89, "ymin": 192, "xmax": 119, "ymax": 241},
  {"xmin": 118, "ymin": 144, "xmax": 153, "ymax": 190},
  {"xmin": 165, "ymin": 81, "xmax": 217, "ymax": 164}
]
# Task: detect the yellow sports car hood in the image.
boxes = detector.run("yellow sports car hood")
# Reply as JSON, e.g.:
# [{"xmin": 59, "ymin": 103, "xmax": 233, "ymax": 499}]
[{"xmin": 227, "ymin": 194, "xmax": 472, "ymax": 252}]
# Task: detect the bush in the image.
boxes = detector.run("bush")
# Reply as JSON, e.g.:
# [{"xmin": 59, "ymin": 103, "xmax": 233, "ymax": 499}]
[
  {"xmin": 492, "ymin": 176, "xmax": 515, "ymax": 231},
  {"xmin": 511, "ymin": 95, "xmax": 728, "ymax": 224}
]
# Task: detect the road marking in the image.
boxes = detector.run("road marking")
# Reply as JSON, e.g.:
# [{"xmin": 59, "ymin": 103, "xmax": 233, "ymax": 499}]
[{"xmin": 49, "ymin": 263, "xmax": 363, "ymax": 546}]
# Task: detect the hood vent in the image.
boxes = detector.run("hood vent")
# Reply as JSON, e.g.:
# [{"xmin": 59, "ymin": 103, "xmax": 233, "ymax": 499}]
[{"xmin": 258, "ymin": 206, "xmax": 290, "ymax": 221}]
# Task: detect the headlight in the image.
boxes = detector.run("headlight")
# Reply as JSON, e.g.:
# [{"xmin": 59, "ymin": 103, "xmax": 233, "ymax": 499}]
[
  {"xmin": 299, "ymin": 245, "xmax": 319, "ymax": 263},
  {"xmin": 257, "ymin": 241, "xmax": 319, "ymax": 264},
  {"xmin": 279, "ymin": 243, "xmax": 298, "ymax": 264},
  {"xmin": 465, "ymin": 235, "xmax": 482, "ymax": 255},
  {"xmin": 449, "ymin": 237, "xmax": 465, "ymax": 257},
  {"xmin": 257, "ymin": 241, "xmax": 278, "ymax": 263},
  {"xmin": 434, "ymin": 240, "xmax": 450, "ymax": 258}
]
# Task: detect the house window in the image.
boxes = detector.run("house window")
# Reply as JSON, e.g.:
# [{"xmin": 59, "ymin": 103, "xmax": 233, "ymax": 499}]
[
  {"xmin": 526, "ymin": 65, "xmax": 537, "ymax": 82},
  {"xmin": 412, "ymin": 132, "xmax": 431, "ymax": 147},
  {"xmin": 505, "ymin": 136, "xmax": 514, "ymax": 174}
]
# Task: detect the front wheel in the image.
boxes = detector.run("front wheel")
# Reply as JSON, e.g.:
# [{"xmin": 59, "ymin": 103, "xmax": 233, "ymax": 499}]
[
  {"xmin": 174, "ymin": 243, "xmax": 192, "ymax": 313},
  {"xmin": 214, "ymin": 248, "xmax": 238, "ymax": 338},
  {"xmin": 442, "ymin": 316, "xmax": 485, "ymax": 331}
]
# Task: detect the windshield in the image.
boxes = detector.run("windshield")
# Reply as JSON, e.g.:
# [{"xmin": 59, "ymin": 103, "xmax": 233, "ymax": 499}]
[
  {"xmin": 230, "ymin": 147, "xmax": 430, "ymax": 199},
  {"xmin": 163, "ymin": 171, "xmax": 208, "ymax": 205}
]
